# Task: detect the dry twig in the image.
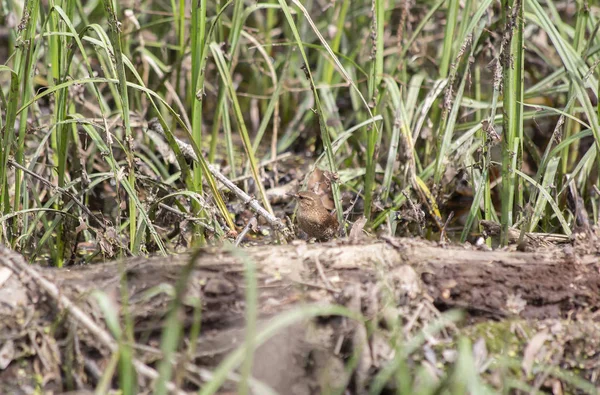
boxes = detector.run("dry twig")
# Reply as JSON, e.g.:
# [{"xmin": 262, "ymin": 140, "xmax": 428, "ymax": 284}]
[{"xmin": 146, "ymin": 119, "xmax": 291, "ymax": 238}]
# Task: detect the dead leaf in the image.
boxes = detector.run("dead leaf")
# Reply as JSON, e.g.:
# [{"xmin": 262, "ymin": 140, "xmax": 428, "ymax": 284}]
[
  {"xmin": 522, "ymin": 330, "xmax": 550, "ymax": 376},
  {"xmin": 0, "ymin": 267, "xmax": 13, "ymax": 288},
  {"xmin": 472, "ymin": 337, "xmax": 489, "ymax": 372},
  {"xmin": 307, "ymin": 168, "xmax": 327, "ymax": 194},
  {"xmin": 99, "ymin": 227, "xmax": 118, "ymax": 257},
  {"xmin": 349, "ymin": 216, "xmax": 367, "ymax": 240},
  {"xmin": 307, "ymin": 168, "xmax": 335, "ymax": 209},
  {"xmin": 0, "ymin": 340, "xmax": 15, "ymax": 369},
  {"xmin": 549, "ymin": 378, "xmax": 563, "ymax": 395},
  {"xmin": 249, "ymin": 217, "xmax": 258, "ymax": 232},
  {"xmin": 506, "ymin": 293, "xmax": 527, "ymax": 315},
  {"xmin": 75, "ymin": 217, "xmax": 88, "ymax": 234}
]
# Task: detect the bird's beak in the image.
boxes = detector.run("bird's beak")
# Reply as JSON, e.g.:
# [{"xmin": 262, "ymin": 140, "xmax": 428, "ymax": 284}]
[{"xmin": 286, "ymin": 192, "xmax": 300, "ymax": 199}]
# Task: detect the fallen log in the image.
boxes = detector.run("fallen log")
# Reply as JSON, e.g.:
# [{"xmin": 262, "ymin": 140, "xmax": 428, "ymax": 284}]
[{"xmin": 0, "ymin": 236, "xmax": 599, "ymax": 393}]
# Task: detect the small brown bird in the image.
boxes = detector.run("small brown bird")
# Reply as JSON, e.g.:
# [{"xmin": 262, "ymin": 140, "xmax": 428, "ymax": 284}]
[{"xmin": 290, "ymin": 191, "xmax": 339, "ymax": 241}]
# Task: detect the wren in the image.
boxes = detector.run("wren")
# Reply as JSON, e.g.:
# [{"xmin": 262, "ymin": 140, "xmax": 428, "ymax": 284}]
[{"xmin": 291, "ymin": 191, "xmax": 339, "ymax": 241}]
